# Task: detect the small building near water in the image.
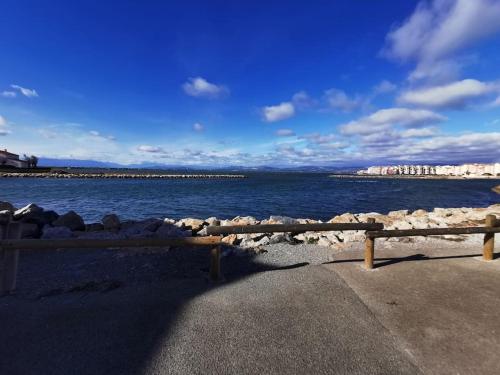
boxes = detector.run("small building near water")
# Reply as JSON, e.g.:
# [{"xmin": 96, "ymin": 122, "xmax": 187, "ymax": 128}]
[{"xmin": 0, "ymin": 149, "xmax": 29, "ymax": 168}]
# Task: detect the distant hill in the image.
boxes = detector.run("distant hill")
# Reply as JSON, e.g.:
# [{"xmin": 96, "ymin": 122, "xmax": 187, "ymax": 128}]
[
  {"xmin": 38, "ymin": 157, "xmax": 363, "ymax": 173},
  {"xmin": 38, "ymin": 158, "xmax": 126, "ymax": 168}
]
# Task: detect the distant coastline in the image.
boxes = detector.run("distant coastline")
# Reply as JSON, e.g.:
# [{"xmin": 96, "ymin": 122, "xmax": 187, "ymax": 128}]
[{"xmin": 329, "ymin": 174, "xmax": 500, "ymax": 180}]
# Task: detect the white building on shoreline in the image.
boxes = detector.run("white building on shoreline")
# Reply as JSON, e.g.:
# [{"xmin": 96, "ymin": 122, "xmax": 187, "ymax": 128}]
[
  {"xmin": 0, "ymin": 149, "xmax": 29, "ymax": 168},
  {"xmin": 357, "ymin": 163, "xmax": 500, "ymax": 177}
]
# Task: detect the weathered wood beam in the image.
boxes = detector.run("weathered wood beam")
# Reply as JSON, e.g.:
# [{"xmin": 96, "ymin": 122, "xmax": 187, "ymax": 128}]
[
  {"xmin": 367, "ymin": 226, "xmax": 500, "ymax": 238},
  {"xmin": 0, "ymin": 236, "xmax": 222, "ymax": 251},
  {"xmin": 207, "ymin": 222, "xmax": 384, "ymax": 235}
]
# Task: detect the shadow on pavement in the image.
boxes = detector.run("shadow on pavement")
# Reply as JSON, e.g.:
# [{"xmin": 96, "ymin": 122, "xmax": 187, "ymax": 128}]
[
  {"xmin": 322, "ymin": 252, "xmax": 485, "ymax": 268},
  {"xmin": 0, "ymin": 245, "xmax": 313, "ymax": 375}
]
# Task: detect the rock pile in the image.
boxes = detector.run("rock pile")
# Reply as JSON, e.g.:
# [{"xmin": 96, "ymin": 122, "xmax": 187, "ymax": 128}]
[
  {"xmin": 0, "ymin": 173, "xmax": 245, "ymax": 179},
  {"xmin": 0, "ymin": 201, "xmax": 499, "ymax": 252}
]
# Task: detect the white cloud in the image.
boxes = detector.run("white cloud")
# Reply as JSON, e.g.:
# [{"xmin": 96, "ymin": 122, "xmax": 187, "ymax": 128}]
[
  {"xmin": 373, "ymin": 80, "xmax": 397, "ymax": 94},
  {"xmin": 492, "ymin": 96, "xmax": 500, "ymax": 107},
  {"xmin": 0, "ymin": 115, "xmax": 10, "ymax": 135},
  {"xmin": 404, "ymin": 132, "xmax": 500, "ymax": 160},
  {"xmin": 1, "ymin": 91, "xmax": 16, "ymax": 98},
  {"xmin": 324, "ymin": 88, "xmax": 365, "ymax": 112},
  {"xmin": 182, "ymin": 77, "xmax": 228, "ymax": 99},
  {"xmin": 399, "ymin": 79, "xmax": 498, "ymax": 108},
  {"xmin": 299, "ymin": 133, "xmax": 337, "ymax": 144},
  {"xmin": 193, "ymin": 122, "xmax": 204, "ymax": 132},
  {"xmin": 291, "ymin": 91, "xmax": 316, "ymax": 109},
  {"xmin": 262, "ymin": 102, "xmax": 295, "ymax": 122},
  {"xmin": 382, "ymin": 0, "xmax": 500, "ymax": 81},
  {"xmin": 400, "ymin": 127, "xmax": 438, "ymax": 138},
  {"xmin": 340, "ymin": 108, "xmax": 446, "ymax": 135},
  {"xmin": 137, "ymin": 145, "xmax": 164, "ymax": 153},
  {"xmin": 275, "ymin": 129, "xmax": 295, "ymax": 136},
  {"xmin": 89, "ymin": 130, "xmax": 100, "ymax": 136},
  {"xmin": 10, "ymin": 84, "xmax": 38, "ymax": 98}
]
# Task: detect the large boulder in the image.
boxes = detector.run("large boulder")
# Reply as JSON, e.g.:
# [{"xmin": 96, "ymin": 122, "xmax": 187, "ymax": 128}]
[
  {"xmin": 13, "ymin": 203, "xmax": 43, "ymax": 220},
  {"xmin": 387, "ymin": 210, "xmax": 409, "ymax": 219},
  {"xmin": 262, "ymin": 216, "xmax": 298, "ymax": 225},
  {"xmin": 41, "ymin": 225, "xmax": 74, "ymax": 239},
  {"xmin": 175, "ymin": 218, "xmax": 206, "ymax": 232},
  {"xmin": 328, "ymin": 213, "xmax": 359, "ymax": 224},
  {"xmin": 221, "ymin": 234, "xmax": 238, "ymax": 245},
  {"xmin": 0, "ymin": 201, "xmax": 16, "ymax": 213},
  {"xmin": 86, "ymin": 223, "xmax": 104, "ymax": 232},
  {"xmin": 155, "ymin": 223, "xmax": 191, "ymax": 238},
  {"xmin": 411, "ymin": 209, "xmax": 428, "ymax": 217},
  {"xmin": 0, "ymin": 210, "xmax": 12, "ymax": 224},
  {"xmin": 230, "ymin": 216, "xmax": 259, "ymax": 226},
  {"xmin": 19, "ymin": 210, "xmax": 59, "ymax": 228},
  {"xmin": 205, "ymin": 217, "xmax": 220, "ymax": 226},
  {"xmin": 102, "ymin": 214, "xmax": 121, "ymax": 230},
  {"xmin": 53, "ymin": 210, "xmax": 85, "ymax": 231},
  {"xmin": 269, "ymin": 233, "xmax": 294, "ymax": 244},
  {"xmin": 338, "ymin": 231, "xmax": 365, "ymax": 243},
  {"xmin": 20, "ymin": 223, "xmax": 40, "ymax": 239},
  {"xmin": 120, "ymin": 218, "xmax": 162, "ymax": 238},
  {"xmin": 492, "ymin": 185, "xmax": 500, "ymax": 194}
]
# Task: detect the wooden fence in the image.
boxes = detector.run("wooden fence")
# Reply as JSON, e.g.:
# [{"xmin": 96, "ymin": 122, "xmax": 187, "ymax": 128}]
[{"xmin": 0, "ymin": 215, "xmax": 498, "ymax": 295}]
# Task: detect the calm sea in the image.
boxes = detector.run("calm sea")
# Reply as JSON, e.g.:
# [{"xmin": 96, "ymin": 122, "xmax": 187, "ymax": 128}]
[{"xmin": 0, "ymin": 173, "xmax": 498, "ymax": 222}]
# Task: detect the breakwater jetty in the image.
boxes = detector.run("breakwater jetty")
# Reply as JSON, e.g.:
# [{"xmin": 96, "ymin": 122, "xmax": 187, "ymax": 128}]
[{"xmin": 0, "ymin": 172, "xmax": 246, "ymax": 179}]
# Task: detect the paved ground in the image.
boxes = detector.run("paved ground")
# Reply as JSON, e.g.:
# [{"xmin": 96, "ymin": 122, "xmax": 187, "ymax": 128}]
[
  {"xmin": 1, "ymin": 239, "xmax": 499, "ymax": 374},
  {"xmin": 326, "ymin": 239, "xmax": 500, "ymax": 375}
]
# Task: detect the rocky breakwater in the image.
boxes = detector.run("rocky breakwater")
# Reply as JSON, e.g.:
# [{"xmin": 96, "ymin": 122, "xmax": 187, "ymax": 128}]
[
  {"xmin": 1, "ymin": 201, "xmax": 499, "ymax": 254},
  {"xmin": 0, "ymin": 172, "xmax": 246, "ymax": 179}
]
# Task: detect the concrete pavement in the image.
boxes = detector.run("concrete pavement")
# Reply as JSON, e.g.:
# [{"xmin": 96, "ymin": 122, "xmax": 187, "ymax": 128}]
[
  {"xmin": 2, "ymin": 240, "xmax": 500, "ymax": 374},
  {"xmin": 326, "ymin": 240, "xmax": 500, "ymax": 375}
]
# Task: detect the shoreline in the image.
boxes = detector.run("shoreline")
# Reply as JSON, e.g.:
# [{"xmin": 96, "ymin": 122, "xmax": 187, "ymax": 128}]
[
  {"xmin": 329, "ymin": 174, "xmax": 500, "ymax": 180},
  {"xmin": 2, "ymin": 201, "xmax": 499, "ymax": 251},
  {"xmin": 0, "ymin": 172, "xmax": 246, "ymax": 179}
]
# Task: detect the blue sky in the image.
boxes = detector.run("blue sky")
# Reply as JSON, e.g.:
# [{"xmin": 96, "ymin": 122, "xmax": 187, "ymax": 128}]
[{"xmin": 1, "ymin": 0, "xmax": 500, "ymax": 167}]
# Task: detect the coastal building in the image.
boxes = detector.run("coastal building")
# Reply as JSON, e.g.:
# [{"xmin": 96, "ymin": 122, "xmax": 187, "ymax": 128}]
[
  {"xmin": 0, "ymin": 149, "xmax": 29, "ymax": 168},
  {"xmin": 357, "ymin": 163, "xmax": 500, "ymax": 177}
]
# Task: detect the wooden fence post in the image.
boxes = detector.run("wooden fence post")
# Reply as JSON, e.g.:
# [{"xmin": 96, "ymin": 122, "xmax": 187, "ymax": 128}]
[
  {"xmin": 364, "ymin": 218, "xmax": 375, "ymax": 270},
  {"xmin": 209, "ymin": 244, "xmax": 222, "ymax": 282},
  {"xmin": 483, "ymin": 214, "xmax": 496, "ymax": 261},
  {"xmin": 0, "ymin": 221, "xmax": 21, "ymax": 295}
]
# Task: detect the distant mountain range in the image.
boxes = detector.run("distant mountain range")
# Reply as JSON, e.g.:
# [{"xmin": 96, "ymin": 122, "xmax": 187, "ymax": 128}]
[{"xmin": 38, "ymin": 157, "xmax": 362, "ymax": 173}]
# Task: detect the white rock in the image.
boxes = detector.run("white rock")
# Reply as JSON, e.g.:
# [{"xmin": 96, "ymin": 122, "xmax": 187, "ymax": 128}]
[
  {"xmin": 317, "ymin": 237, "xmax": 333, "ymax": 247},
  {"xmin": 205, "ymin": 217, "xmax": 220, "ymax": 226},
  {"xmin": 387, "ymin": 210, "xmax": 409, "ymax": 219},
  {"xmin": 263, "ymin": 216, "xmax": 299, "ymax": 225},
  {"xmin": 230, "ymin": 216, "xmax": 259, "ymax": 226},
  {"xmin": 339, "ymin": 231, "xmax": 365, "ymax": 242},
  {"xmin": 13, "ymin": 203, "xmax": 43, "ymax": 220},
  {"xmin": 176, "ymin": 218, "xmax": 206, "ymax": 232},
  {"xmin": 328, "ymin": 213, "xmax": 359, "ymax": 223}
]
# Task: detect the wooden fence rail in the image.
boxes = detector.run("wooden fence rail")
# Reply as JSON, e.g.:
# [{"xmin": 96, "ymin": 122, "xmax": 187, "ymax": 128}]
[
  {"xmin": 0, "ymin": 215, "xmax": 498, "ymax": 294},
  {"xmin": 363, "ymin": 214, "xmax": 499, "ymax": 269},
  {"xmin": 206, "ymin": 222, "xmax": 383, "ymax": 235}
]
